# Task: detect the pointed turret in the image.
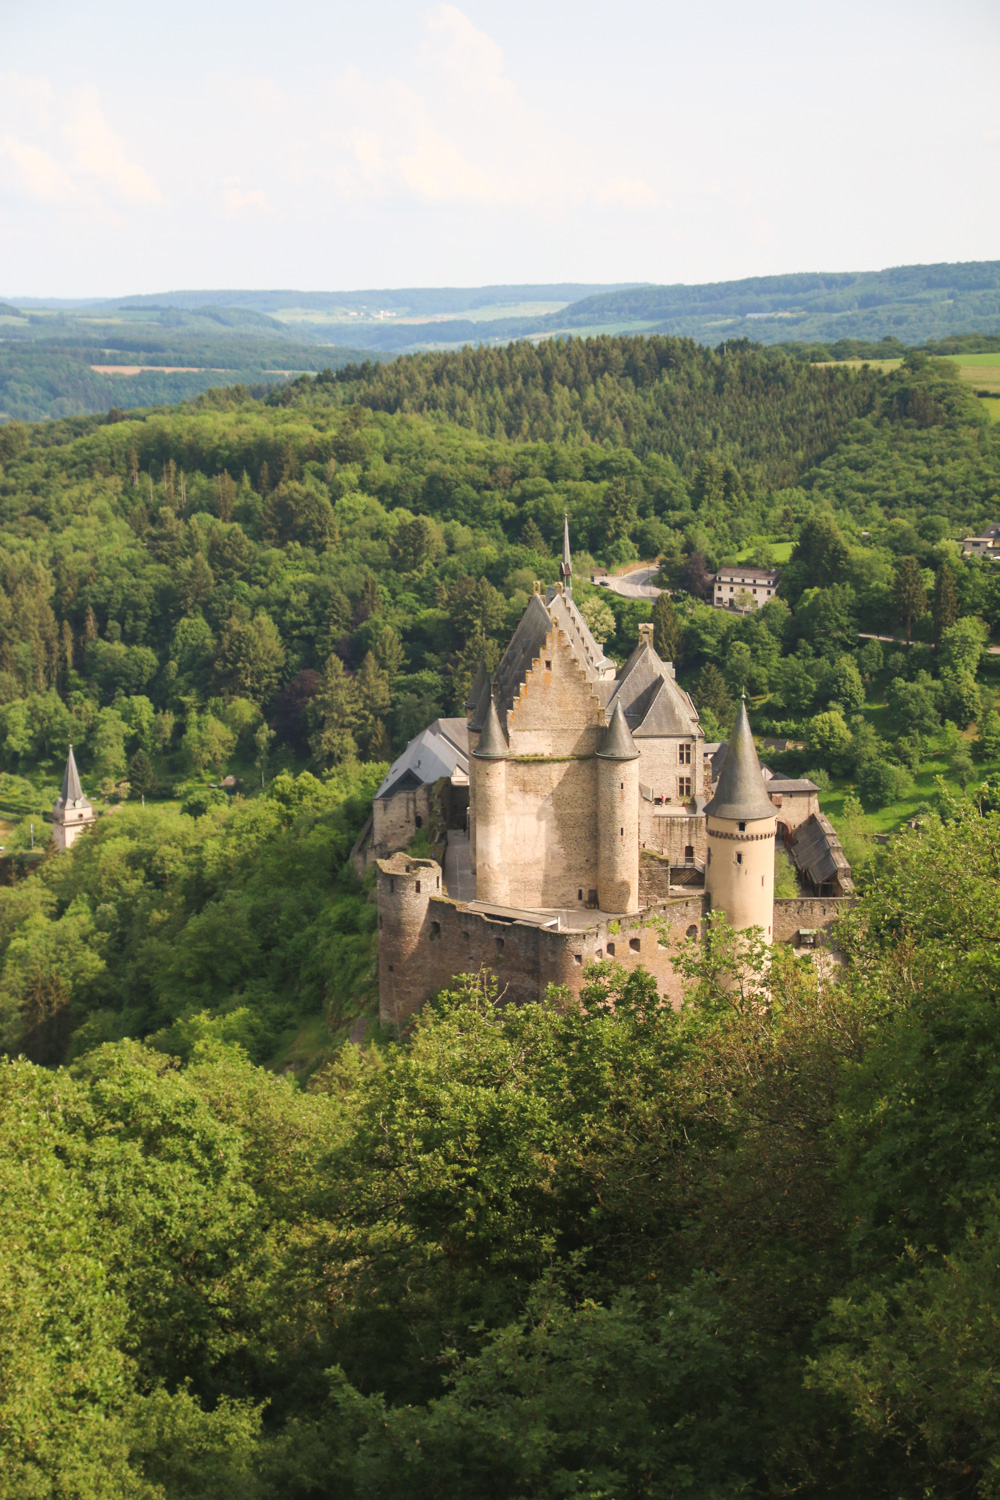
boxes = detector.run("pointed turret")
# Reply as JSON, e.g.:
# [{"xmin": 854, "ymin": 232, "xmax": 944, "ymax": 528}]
[
  {"xmin": 704, "ymin": 698, "xmax": 774, "ymax": 822},
  {"xmin": 52, "ymin": 744, "xmax": 96, "ymax": 852},
  {"xmin": 704, "ymin": 698, "xmax": 776, "ymax": 944},
  {"xmin": 472, "ymin": 684, "xmax": 508, "ymax": 903},
  {"xmin": 596, "ymin": 701, "xmax": 639, "ymax": 761},
  {"xmin": 465, "ymin": 658, "xmax": 488, "ymax": 715},
  {"xmin": 473, "ymin": 690, "xmax": 508, "ymax": 759},
  {"xmin": 559, "ymin": 513, "xmax": 572, "ymax": 596}
]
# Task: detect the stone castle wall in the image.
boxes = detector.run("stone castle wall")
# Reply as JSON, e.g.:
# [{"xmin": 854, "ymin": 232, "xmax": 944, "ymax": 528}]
[
  {"xmin": 772, "ymin": 895, "xmax": 852, "ymax": 942},
  {"xmin": 377, "ymin": 851, "xmax": 707, "ymax": 1027}
]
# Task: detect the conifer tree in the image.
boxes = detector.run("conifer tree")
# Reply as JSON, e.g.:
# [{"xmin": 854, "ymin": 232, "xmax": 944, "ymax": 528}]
[
  {"xmin": 933, "ymin": 561, "xmax": 959, "ymax": 648},
  {"xmin": 891, "ymin": 555, "xmax": 927, "ymax": 641},
  {"xmin": 650, "ymin": 593, "xmax": 683, "ymax": 663}
]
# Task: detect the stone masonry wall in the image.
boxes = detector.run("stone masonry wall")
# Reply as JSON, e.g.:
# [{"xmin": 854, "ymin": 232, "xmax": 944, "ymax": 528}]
[
  {"xmin": 378, "ymin": 877, "xmax": 709, "ymax": 1027},
  {"xmin": 503, "ymin": 756, "xmax": 599, "ymax": 909},
  {"xmin": 772, "ymin": 896, "xmax": 852, "ymax": 942}
]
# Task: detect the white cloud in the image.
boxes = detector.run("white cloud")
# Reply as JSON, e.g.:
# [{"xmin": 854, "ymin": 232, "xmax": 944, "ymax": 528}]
[
  {"xmin": 63, "ymin": 87, "xmax": 161, "ymax": 203},
  {"xmin": 221, "ymin": 180, "xmax": 277, "ymax": 216},
  {"xmin": 313, "ymin": 8, "xmax": 657, "ymax": 213},
  {"xmin": 0, "ymin": 73, "xmax": 162, "ymax": 207},
  {"xmin": 0, "ymin": 135, "xmax": 77, "ymax": 202}
]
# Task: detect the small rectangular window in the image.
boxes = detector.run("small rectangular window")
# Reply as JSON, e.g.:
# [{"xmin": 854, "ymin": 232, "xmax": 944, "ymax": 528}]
[
  {"xmin": 415, "ymin": 880, "xmax": 421, "ymax": 894},
  {"xmin": 678, "ymin": 777, "xmax": 691, "ymax": 798},
  {"xmin": 545, "ymin": 659, "xmax": 552, "ymax": 670},
  {"xmin": 629, "ymin": 937, "xmax": 641, "ymax": 953},
  {"xmin": 736, "ymin": 852, "xmax": 743, "ymax": 865},
  {"xmin": 607, "ymin": 941, "xmax": 615, "ymax": 956}
]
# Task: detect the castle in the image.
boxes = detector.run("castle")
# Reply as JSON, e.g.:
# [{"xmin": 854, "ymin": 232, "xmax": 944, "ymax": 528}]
[{"xmin": 376, "ymin": 527, "xmax": 852, "ymax": 1027}]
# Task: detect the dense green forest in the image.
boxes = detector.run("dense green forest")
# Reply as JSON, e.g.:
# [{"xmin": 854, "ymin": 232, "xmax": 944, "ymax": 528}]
[
  {"xmin": 4, "ymin": 331, "xmax": 1000, "ymax": 1491},
  {"xmin": 7, "ymin": 819, "xmax": 1000, "ymax": 1497},
  {"xmin": 6, "ymin": 262, "xmax": 1000, "ymax": 419}
]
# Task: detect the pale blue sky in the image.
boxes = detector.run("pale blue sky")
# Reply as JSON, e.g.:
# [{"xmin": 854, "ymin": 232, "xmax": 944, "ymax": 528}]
[{"xmin": 1, "ymin": 0, "xmax": 998, "ymax": 296}]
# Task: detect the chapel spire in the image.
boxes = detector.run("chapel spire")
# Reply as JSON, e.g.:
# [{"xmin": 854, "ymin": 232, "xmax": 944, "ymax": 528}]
[
  {"xmin": 560, "ymin": 513, "xmax": 572, "ymax": 596},
  {"xmin": 52, "ymin": 743, "xmax": 96, "ymax": 852}
]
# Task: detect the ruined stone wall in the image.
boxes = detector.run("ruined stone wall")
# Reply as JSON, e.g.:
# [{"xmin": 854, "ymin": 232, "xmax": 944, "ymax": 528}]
[
  {"xmin": 503, "ymin": 756, "xmax": 599, "ymax": 909},
  {"xmin": 378, "ymin": 862, "xmax": 709, "ymax": 1026},
  {"xmin": 372, "ymin": 785, "xmax": 437, "ymax": 856},
  {"xmin": 772, "ymin": 896, "xmax": 852, "ymax": 943}
]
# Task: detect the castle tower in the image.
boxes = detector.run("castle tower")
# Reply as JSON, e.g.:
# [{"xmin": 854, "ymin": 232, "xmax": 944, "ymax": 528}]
[
  {"xmin": 559, "ymin": 514, "xmax": 572, "ymax": 598},
  {"xmin": 472, "ymin": 689, "xmax": 508, "ymax": 906},
  {"xmin": 465, "ymin": 659, "xmax": 488, "ymax": 857},
  {"xmin": 596, "ymin": 701, "xmax": 640, "ymax": 913},
  {"xmin": 376, "ymin": 853, "xmax": 442, "ymax": 1028},
  {"xmin": 703, "ymin": 699, "xmax": 775, "ymax": 940},
  {"xmin": 52, "ymin": 745, "xmax": 97, "ymax": 852}
]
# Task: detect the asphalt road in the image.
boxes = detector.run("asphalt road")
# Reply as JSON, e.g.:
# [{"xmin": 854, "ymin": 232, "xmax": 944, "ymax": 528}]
[{"xmin": 598, "ymin": 565, "xmax": 663, "ymax": 600}]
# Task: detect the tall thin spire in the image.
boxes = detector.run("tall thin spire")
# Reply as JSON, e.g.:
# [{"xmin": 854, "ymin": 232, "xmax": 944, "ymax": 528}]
[
  {"xmin": 57, "ymin": 743, "xmax": 88, "ymax": 810},
  {"xmin": 560, "ymin": 513, "xmax": 572, "ymax": 596}
]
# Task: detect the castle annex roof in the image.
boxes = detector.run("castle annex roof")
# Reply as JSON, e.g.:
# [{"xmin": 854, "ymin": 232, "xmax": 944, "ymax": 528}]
[
  {"xmin": 610, "ymin": 638, "xmax": 701, "ymax": 739},
  {"xmin": 474, "ymin": 693, "xmax": 508, "ymax": 759},
  {"xmin": 53, "ymin": 745, "xmax": 91, "ymax": 815},
  {"xmin": 375, "ymin": 718, "xmax": 469, "ymax": 800},
  {"xmin": 703, "ymin": 700, "xmax": 774, "ymax": 821},
  {"xmin": 596, "ymin": 701, "xmax": 639, "ymax": 760}
]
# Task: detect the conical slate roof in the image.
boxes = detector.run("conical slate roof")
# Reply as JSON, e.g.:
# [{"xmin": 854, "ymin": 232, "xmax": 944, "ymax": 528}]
[
  {"xmin": 473, "ymin": 692, "xmax": 508, "ymax": 759},
  {"xmin": 596, "ymin": 701, "xmax": 639, "ymax": 761},
  {"xmin": 465, "ymin": 658, "xmax": 488, "ymax": 713},
  {"xmin": 704, "ymin": 700, "xmax": 774, "ymax": 821},
  {"xmin": 53, "ymin": 744, "xmax": 92, "ymax": 813}
]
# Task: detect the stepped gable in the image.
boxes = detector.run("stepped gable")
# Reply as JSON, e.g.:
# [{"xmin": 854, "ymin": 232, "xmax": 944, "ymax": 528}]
[
  {"xmin": 597, "ymin": 701, "xmax": 640, "ymax": 760},
  {"xmin": 704, "ymin": 699, "xmax": 774, "ymax": 821},
  {"xmin": 53, "ymin": 744, "xmax": 91, "ymax": 814},
  {"xmin": 546, "ymin": 588, "xmax": 615, "ymax": 678},
  {"xmin": 490, "ymin": 592, "xmax": 554, "ymax": 719}
]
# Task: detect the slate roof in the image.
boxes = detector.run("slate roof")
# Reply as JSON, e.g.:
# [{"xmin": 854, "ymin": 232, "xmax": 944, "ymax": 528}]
[
  {"xmin": 474, "ymin": 694, "xmax": 508, "ymax": 758},
  {"xmin": 597, "ymin": 701, "xmax": 639, "ymax": 760},
  {"xmin": 53, "ymin": 745, "xmax": 91, "ymax": 814},
  {"xmin": 374, "ymin": 718, "xmax": 469, "ymax": 801},
  {"xmin": 465, "ymin": 659, "xmax": 488, "ymax": 713},
  {"xmin": 789, "ymin": 813, "xmax": 854, "ymax": 892},
  {"xmin": 703, "ymin": 700, "xmax": 775, "ymax": 821},
  {"xmin": 608, "ymin": 640, "xmax": 701, "ymax": 738}
]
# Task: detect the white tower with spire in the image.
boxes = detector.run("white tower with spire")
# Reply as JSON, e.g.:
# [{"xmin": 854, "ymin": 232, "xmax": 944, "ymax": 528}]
[
  {"xmin": 703, "ymin": 698, "xmax": 776, "ymax": 941},
  {"xmin": 52, "ymin": 745, "xmax": 97, "ymax": 852}
]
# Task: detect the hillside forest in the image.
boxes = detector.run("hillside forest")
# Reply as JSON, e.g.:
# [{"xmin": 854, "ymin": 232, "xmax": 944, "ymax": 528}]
[
  {"xmin": 4, "ymin": 332, "xmax": 1000, "ymax": 1493},
  {"xmin": 4, "ymin": 259, "xmax": 1000, "ymax": 420}
]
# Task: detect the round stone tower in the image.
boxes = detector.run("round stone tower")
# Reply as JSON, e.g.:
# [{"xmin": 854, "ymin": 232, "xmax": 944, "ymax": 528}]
[
  {"xmin": 376, "ymin": 852, "xmax": 441, "ymax": 1028},
  {"xmin": 472, "ymin": 689, "xmax": 508, "ymax": 906},
  {"xmin": 704, "ymin": 698, "xmax": 776, "ymax": 940},
  {"xmin": 465, "ymin": 659, "xmax": 488, "ymax": 861},
  {"xmin": 596, "ymin": 701, "xmax": 640, "ymax": 914}
]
